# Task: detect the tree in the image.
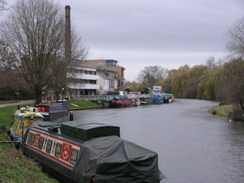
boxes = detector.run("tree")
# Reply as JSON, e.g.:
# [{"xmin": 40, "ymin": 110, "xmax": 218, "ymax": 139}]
[
  {"xmin": 205, "ymin": 57, "xmax": 216, "ymax": 69},
  {"xmin": 162, "ymin": 69, "xmax": 177, "ymax": 94},
  {"xmin": 171, "ymin": 65, "xmax": 190, "ymax": 98},
  {"xmin": 217, "ymin": 58, "xmax": 244, "ymax": 119},
  {"xmin": 137, "ymin": 65, "xmax": 167, "ymax": 88},
  {"xmin": 0, "ymin": 40, "xmax": 15, "ymax": 70},
  {"xmin": 0, "ymin": 0, "xmax": 88, "ymax": 104},
  {"xmin": 185, "ymin": 65, "xmax": 207, "ymax": 98},
  {"xmin": 226, "ymin": 17, "xmax": 244, "ymax": 58},
  {"xmin": 197, "ymin": 65, "xmax": 222, "ymax": 100}
]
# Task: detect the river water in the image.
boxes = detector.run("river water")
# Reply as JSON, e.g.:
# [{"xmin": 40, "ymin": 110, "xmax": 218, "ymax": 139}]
[{"xmin": 72, "ymin": 99, "xmax": 244, "ymax": 183}]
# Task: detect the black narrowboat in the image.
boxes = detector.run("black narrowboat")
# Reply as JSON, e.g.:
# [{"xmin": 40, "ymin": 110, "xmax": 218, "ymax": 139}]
[{"xmin": 21, "ymin": 121, "xmax": 165, "ymax": 183}]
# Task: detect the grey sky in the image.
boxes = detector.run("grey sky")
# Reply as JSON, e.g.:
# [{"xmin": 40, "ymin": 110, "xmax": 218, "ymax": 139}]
[{"xmin": 3, "ymin": 0, "xmax": 244, "ymax": 81}]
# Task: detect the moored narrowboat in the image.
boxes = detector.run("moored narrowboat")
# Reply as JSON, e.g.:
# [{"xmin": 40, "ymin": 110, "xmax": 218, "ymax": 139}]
[
  {"xmin": 164, "ymin": 93, "xmax": 175, "ymax": 103},
  {"xmin": 8, "ymin": 110, "xmax": 44, "ymax": 145},
  {"xmin": 110, "ymin": 95, "xmax": 131, "ymax": 108},
  {"xmin": 36, "ymin": 100, "xmax": 69, "ymax": 122},
  {"xmin": 21, "ymin": 121, "xmax": 165, "ymax": 183}
]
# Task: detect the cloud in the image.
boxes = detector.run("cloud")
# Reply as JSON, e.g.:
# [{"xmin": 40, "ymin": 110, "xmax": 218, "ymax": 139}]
[{"xmin": 2, "ymin": 0, "xmax": 244, "ymax": 81}]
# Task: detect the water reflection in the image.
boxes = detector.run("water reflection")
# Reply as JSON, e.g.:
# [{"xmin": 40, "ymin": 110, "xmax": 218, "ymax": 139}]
[{"xmin": 73, "ymin": 99, "xmax": 244, "ymax": 183}]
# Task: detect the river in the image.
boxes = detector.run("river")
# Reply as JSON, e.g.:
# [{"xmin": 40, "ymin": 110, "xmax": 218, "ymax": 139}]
[{"xmin": 72, "ymin": 99, "xmax": 244, "ymax": 183}]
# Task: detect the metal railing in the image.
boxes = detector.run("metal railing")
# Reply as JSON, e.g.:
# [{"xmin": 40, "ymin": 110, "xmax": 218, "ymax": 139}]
[
  {"xmin": 69, "ymin": 95, "xmax": 113, "ymax": 101},
  {"xmin": 68, "ymin": 94, "xmax": 152, "ymax": 101}
]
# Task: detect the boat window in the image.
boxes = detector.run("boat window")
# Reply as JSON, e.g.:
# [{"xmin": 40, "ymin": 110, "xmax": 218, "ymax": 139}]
[
  {"xmin": 38, "ymin": 136, "xmax": 45, "ymax": 150},
  {"xmin": 27, "ymin": 133, "xmax": 35, "ymax": 146},
  {"xmin": 46, "ymin": 139, "xmax": 53, "ymax": 154},
  {"xmin": 70, "ymin": 149, "xmax": 79, "ymax": 165},
  {"xmin": 54, "ymin": 142, "xmax": 62, "ymax": 158}
]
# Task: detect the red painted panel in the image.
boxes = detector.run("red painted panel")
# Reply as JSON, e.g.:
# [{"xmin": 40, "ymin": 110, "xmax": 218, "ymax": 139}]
[{"xmin": 60, "ymin": 143, "xmax": 72, "ymax": 162}]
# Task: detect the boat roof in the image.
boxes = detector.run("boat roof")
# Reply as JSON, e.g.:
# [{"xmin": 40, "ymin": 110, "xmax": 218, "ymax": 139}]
[{"xmin": 30, "ymin": 121, "xmax": 120, "ymax": 142}]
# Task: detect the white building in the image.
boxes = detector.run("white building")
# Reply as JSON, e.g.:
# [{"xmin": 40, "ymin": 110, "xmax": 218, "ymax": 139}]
[
  {"xmin": 66, "ymin": 62, "xmax": 99, "ymax": 97},
  {"xmin": 97, "ymin": 71, "xmax": 118, "ymax": 95}
]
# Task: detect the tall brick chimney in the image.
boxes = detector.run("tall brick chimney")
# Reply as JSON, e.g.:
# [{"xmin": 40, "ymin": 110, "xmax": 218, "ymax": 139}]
[{"xmin": 65, "ymin": 5, "xmax": 71, "ymax": 59}]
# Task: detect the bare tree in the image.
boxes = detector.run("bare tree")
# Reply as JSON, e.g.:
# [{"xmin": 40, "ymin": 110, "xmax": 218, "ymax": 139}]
[
  {"xmin": 0, "ymin": 0, "xmax": 88, "ymax": 104},
  {"xmin": 226, "ymin": 17, "xmax": 244, "ymax": 58},
  {"xmin": 137, "ymin": 65, "xmax": 167, "ymax": 87},
  {"xmin": 0, "ymin": 40, "xmax": 15, "ymax": 70}
]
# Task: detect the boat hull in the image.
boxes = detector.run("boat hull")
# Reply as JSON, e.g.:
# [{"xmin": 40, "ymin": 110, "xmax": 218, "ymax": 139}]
[{"xmin": 110, "ymin": 99, "xmax": 131, "ymax": 108}]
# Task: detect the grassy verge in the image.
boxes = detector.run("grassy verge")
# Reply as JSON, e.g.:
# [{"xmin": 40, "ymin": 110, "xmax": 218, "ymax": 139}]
[
  {"xmin": 208, "ymin": 104, "xmax": 233, "ymax": 118},
  {"xmin": 0, "ymin": 99, "xmax": 99, "ymax": 183},
  {"xmin": 0, "ymin": 100, "xmax": 20, "ymax": 104},
  {"xmin": 0, "ymin": 106, "xmax": 58, "ymax": 183},
  {"xmin": 66, "ymin": 100, "xmax": 100, "ymax": 110}
]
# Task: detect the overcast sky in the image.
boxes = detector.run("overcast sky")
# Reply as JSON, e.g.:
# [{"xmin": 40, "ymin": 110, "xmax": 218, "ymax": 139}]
[{"xmin": 3, "ymin": 0, "xmax": 244, "ymax": 81}]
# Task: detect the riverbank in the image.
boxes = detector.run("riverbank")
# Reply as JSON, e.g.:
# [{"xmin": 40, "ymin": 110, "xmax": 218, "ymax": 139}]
[
  {"xmin": 0, "ymin": 100, "xmax": 99, "ymax": 182},
  {"xmin": 208, "ymin": 103, "xmax": 244, "ymax": 121},
  {"xmin": 208, "ymin": 104, "xmax": 232, "ymax": 118},
  {"xmin": 0, "ymin": 100, "xmax": 236, "ymax": 182}
]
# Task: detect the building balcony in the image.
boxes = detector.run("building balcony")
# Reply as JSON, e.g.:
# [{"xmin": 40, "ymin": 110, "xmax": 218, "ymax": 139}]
[
  {"xmin": 67, "ymin": 73, "xmax": 99, "ymax": 80},
  {"xmin": 67, "ymin": 83, "xmax": 99, "ymax": 90}
]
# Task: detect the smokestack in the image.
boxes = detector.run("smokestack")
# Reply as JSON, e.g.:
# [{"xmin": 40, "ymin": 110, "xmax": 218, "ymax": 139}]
[{"xmin": 65, "ymin": 5, "xmax": 71, "ymax": 59}]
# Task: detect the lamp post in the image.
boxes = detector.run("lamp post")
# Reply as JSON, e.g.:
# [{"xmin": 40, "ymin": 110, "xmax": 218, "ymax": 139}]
[{"xmin": 61, "ymin": 88, "xmax": 64, "ymax": 99}]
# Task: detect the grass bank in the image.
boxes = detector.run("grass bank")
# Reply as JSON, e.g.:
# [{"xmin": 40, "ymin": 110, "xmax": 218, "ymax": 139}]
[
  {"xmin": 208, "ymin": 104, "xmax": 233, "ymax": 118},
  {"xmin": 66, "ymin": 100, "xmax": 100, "ymax": 110},
  {"xmin": 0, "ymin": 100, "xmax": 20, "ymax": 105},
  {"xmin": 0, "ymin": 105, "xmax": 58, "ymax": 183},
  {"xmin": 0, "ymin": 100, "xmax": 99, "ymax": 183}
]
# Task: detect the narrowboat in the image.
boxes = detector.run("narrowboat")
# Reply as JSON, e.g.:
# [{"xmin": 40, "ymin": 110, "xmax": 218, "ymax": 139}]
[
  {"xmin": 8, "ymin": 110, "xmax": 44, "ymax": 145},
  {"xmin": 36, "ymin": 100, "xmax": 69, "ymax": 122},
  {"xmin": 22, "ymin": 121, "xmax": 165, "ymax": 183},
  {"xmin": 139, "ymin": 97, "xmax": 153, "ymax": 105},
  {"xmin": 164, "ymin": 93, "xmax": 175, "ymax": 103},
  {"xmin": 110, "ymin": 95, "xmax": 131, "ymax": 108}
]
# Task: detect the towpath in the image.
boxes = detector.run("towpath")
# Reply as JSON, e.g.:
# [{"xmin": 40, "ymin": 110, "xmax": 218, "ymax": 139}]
[{"xmin": 0, "ymin": 100, "xmax": 34, "ymax": 108}]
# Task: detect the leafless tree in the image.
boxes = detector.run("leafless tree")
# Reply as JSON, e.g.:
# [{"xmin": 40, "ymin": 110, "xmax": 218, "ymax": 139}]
[
  {"xmin": 0, "ymin": 0, "xmax": 88, "ymax": 104},
  {"xmin": 226, "ymin": 17, "xmax": 244, "ymax": 58},
  {"xmin": 137, "ymin": 65, "xmax": 167, "ymax": 88}
]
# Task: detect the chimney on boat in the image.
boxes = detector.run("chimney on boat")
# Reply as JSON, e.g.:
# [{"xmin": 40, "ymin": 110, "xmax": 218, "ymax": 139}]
[{"xmin": 65, "ymin": 5, "xmax": 71, "ymax": 59}]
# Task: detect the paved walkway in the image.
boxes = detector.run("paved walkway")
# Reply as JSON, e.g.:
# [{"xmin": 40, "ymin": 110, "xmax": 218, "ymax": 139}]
[{"xmin": 0, "ymin": 100, "xmax": 34, "ymax": 108}]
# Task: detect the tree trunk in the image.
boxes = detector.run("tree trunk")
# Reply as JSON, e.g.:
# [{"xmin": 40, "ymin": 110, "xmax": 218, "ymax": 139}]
[{"xmin": 35, "ymin": 91, "xmax": 42, "ymax": 105}]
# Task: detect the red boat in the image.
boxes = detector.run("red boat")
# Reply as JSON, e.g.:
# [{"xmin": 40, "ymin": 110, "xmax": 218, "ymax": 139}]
[{"xmin": 110, "ymin": 96, "xmax": 131, "ymax": 108}]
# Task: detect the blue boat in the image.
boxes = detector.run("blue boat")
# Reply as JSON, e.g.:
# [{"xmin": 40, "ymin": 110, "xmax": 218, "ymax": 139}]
[{"xmin": 152, "ymin": 94, "xmax": 164, "ymax": 104}]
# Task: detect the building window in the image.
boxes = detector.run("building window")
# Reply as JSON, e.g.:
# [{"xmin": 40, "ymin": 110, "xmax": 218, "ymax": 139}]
[
  {"xmin": 54, "ymin": 142, "xmax": 62, "ymax": 158},
  {"xmin": 70, "ymin": 149, "xmax": 79, "ymax": 165},
  {"xmin": 46, "ymin": 139, "xmax": 53, "ymax": 154}
]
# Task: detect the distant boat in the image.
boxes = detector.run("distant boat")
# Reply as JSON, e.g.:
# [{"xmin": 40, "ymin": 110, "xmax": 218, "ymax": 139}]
[
  {"xmin": 152, "ymin": 94, "xmax": 164, "ymax": 104},
  {"xmin": 130, "ymin": 98, "xmax": 141, "ymax": 106},
  {"xmin": 163, "ymin": 93, "xmax": 175, "ymax": 103},
  {"xmin": 36, "ymin": 100, "xmax": 69, "ymax": 122},
  {"xmin": 139, "ymin": 97, "xmax": 153, "ymax": 105},
  {"xmin": 110, "ymin": 95, "xmax": 131, "ymax": 108}
]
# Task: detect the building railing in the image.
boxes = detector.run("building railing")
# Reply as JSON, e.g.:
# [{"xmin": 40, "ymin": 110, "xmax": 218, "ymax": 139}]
[
  {"xmin": 69, "ymin": 95, "xmax": 113, "ymax": 101},
  {"xmin": 68, "ymin": 94, "xmax": 152, "ymax": 101}
]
